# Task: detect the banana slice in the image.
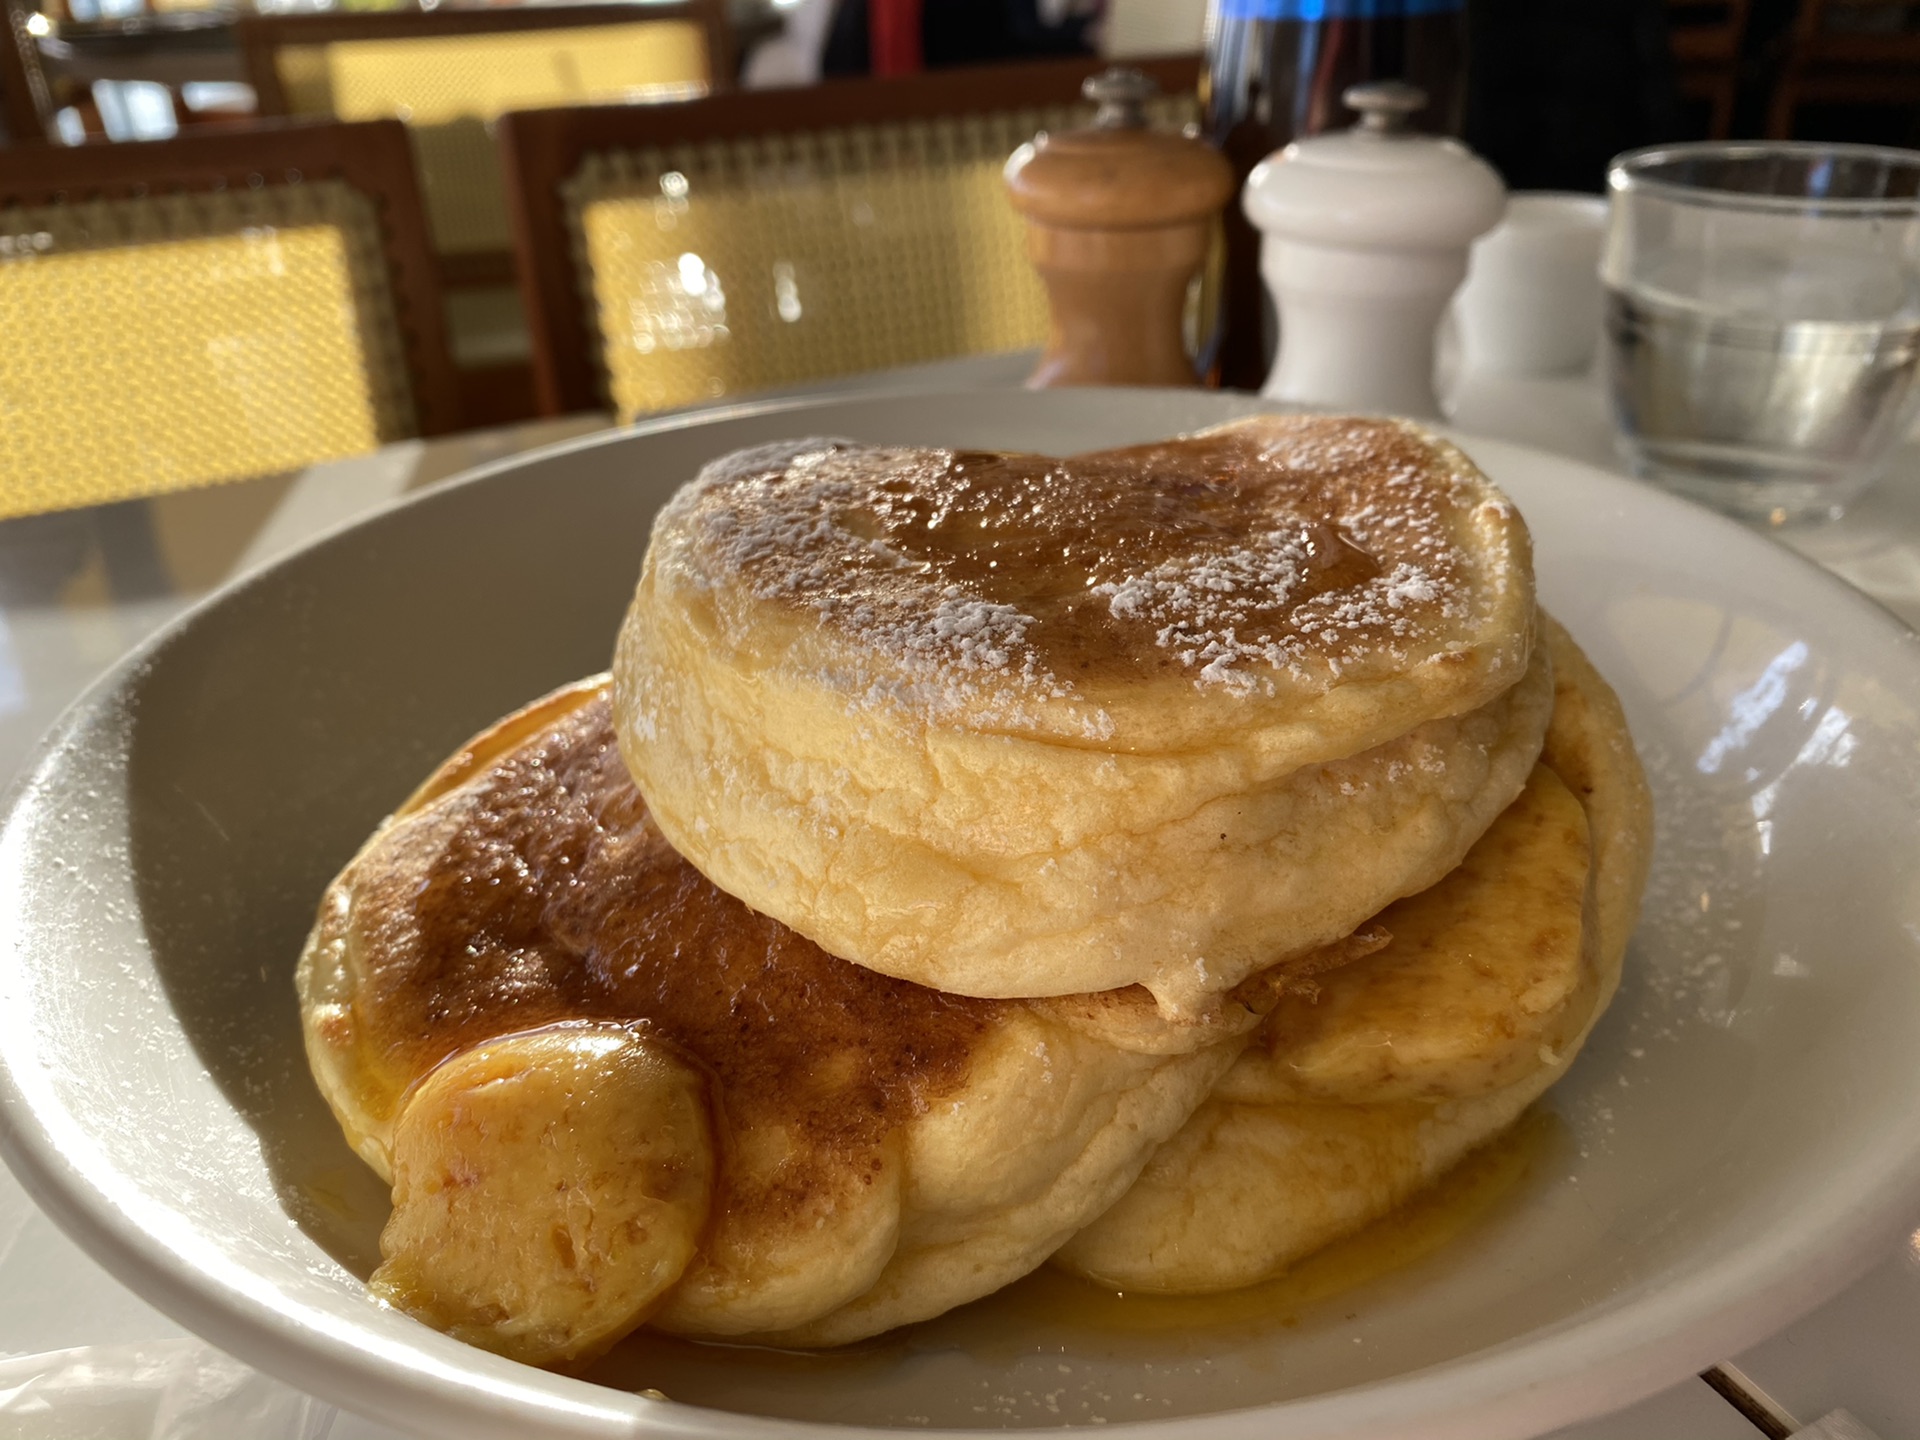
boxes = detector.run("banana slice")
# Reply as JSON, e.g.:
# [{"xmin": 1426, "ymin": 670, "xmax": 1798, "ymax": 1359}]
[{"xmin": 371, "ymin": 1023, "xmax": 712, "ymax": 1367}]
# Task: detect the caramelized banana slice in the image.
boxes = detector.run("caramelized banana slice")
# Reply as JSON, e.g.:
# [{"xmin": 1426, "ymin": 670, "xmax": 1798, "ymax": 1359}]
[{"xmin": 371, "ymin": 1023, "xmax": 712, "ymax": 1367}]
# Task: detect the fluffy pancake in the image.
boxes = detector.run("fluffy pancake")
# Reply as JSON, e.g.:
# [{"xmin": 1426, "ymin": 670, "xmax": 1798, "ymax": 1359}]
[
  {"xmin": 615, "ymin": 415, "xmax": 1543, "ymax": 1013},
  {"xmin": 1054, "ymin": 618, "xmax": 1652, "ymax": 1291},
  {"xmin": 296, "ymin": 680, "xmax": 1261, "ymax": 1365}
]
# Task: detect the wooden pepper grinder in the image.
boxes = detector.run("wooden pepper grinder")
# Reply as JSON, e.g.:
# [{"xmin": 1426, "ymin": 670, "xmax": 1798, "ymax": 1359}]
[{"xmin": 1005, "ymin": 68, "xmax": 1234, "ymax": 389}]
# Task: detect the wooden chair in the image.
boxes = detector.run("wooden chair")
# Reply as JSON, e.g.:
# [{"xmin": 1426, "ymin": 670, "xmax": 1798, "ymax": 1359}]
[
  {"xmin": 1, "ymin": 0, "xmax": 53, "ymax": 142},
  {"xmin": 238, "ymin": 3, "xmax": 732, "ymax": 287},
  {"xmin": 1667, "ymin": 0, "xmax": 1753, "ymax": 138},
  {"xmin": 1768, "ymin": 0, "xmax": 1920, "ymax": 138},
  {"xmin": 0, "ymin": 119, "xmax": 457, "ymax": 519},
  {"xmin": 497, "ymin": 52, "xmax": 1202, "ymax": 419},
  {"xmin": 239, "ymin": 2, "xmax": 729, "ymax": 426}
]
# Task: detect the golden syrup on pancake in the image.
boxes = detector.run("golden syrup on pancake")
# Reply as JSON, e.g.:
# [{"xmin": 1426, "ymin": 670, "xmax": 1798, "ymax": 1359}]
[
  {"xmin": 349, "ymin": 691, "xmax": 1009, "ymax": 1172},
  {"xmin": 585, "ymin": 1107, "xmax": 1564, "ymax": 1404},
  {"xmin": 289, "ymin": 1160, "xmax": 390, "ymax": 1277},
  {"xmin": 674, "ymin": 419, "xmax": 1490, "ymax": 696}
]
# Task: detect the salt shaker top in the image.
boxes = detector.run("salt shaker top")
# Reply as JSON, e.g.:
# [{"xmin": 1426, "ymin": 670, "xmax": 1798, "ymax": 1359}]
[
  {"xmin": 1242, "ymin": 82, "xmax": 1506, "ymax": 251},
  {"xmin": 1005, "ymin": 68, "xmax": 1233, "ymax": 232}
]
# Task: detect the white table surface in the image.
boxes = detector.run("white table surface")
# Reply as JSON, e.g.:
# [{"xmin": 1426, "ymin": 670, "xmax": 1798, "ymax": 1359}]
[{"xmin": 1, "ymin": 357, "xmax": 1915, "ymax": 1439}]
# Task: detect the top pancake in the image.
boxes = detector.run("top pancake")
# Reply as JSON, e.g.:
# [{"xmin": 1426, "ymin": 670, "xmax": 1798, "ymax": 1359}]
[
  {"xmin": 638, "ymin": 414, "xmax": 1533, "ymax": 757},
  {"xmin": 617, "ymin": 416, "xmax": 1543, "ymax": 1008}
]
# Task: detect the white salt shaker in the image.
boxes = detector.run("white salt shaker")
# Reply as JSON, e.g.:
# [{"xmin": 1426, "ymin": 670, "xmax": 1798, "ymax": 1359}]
[
  {"xmin": 1453, "ymin": 191, "xmax": 1610, "ymax": 376},
  {"xmin": 1243, "ymin": 81, "xmax": 1506, "ymax": 418}
]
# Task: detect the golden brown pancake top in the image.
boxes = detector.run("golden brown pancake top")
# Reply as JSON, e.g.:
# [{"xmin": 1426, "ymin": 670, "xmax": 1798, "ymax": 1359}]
[
  {"xmin": 346, "ymin": 692, "xmax": 1008, "ymax": 1171},
  {"xmin": 663, "ymin": 416, "xmax": 1506, "ymax": 700}
]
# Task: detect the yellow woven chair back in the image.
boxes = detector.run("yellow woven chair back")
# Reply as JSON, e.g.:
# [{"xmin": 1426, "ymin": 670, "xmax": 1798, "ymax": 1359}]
[
  {"xmin": 276, "ymin": 22, "xmax": 712, "ymax": 256},
  {"xmin": 0, "ymin": 183, "xmax": 417, "ymax": 520},
  {"xmin": 566, "ymin": 93, "xmax": 1194, "ymax": 422}
]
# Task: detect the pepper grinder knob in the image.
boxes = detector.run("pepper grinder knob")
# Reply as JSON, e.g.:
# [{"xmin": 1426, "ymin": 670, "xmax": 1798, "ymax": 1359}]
[
  {"xmin": 1004, "ymin": 70, "xmax": 1234, "ymax": 389},
  {"xmin": 1241, "ymin": 83, "xmax": 1506, "ymax": 416},
  {"xmin": 1343, "ymin": 80, "xmax": 1428, "ymax": 135},
  {"xmin": 1083, "ymin": 65, "xmax": 1158, "ymax": 129}
]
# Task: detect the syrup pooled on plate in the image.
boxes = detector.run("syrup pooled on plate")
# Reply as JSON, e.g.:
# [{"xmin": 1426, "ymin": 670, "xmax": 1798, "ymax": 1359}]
[{"xmin": 582, "ymin": 1110, "xmax": 1564, "ymax": 1427}]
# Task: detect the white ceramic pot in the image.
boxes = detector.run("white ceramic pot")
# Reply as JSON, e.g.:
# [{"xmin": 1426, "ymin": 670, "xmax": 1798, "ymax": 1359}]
[
  {"xmin": 1244, "ymin": 81, "xmax": 1507, "ymax": 417},
  {"xmin": 1453, "ymin": 191, "xmax": 1611, "ymax": 377}
]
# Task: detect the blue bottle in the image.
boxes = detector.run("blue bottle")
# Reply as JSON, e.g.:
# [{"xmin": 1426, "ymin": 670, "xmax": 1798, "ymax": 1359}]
[{"xmin": 1205, "ymin": 0, "xmax": 1468, "ymax": 387}]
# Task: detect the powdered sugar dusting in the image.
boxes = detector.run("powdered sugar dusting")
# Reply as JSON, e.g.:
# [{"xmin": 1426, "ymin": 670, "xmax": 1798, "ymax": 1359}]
[
  {"xmin": 1092, "ymin": 531, "xmax": 1312, "ymax": 696},
  {"xmin": 925, "ymin": 591, "xmax": 1033, "ymax": 668},
  {"xmin": 665, "ymin": 439, "xmax": 1092, "ymax": 730},
  {"xmin": 660, "ymin": 416, "xmax": 1516, "ymax": 726},
  {"xmin": 1074, "ymin": 422, "xmax": 1483, "ymax": 695}
]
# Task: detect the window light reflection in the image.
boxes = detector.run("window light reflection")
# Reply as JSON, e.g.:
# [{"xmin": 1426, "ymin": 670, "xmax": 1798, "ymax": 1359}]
[
  {"xmin": 1696, "ymin": 641, "xmax": 1809, "ymax": 775},
  {"xmin": 773, "ymin": 260, "xmax": 802, "ymax": 322},
  {"xmin": 677, "ymin": 251, "xmax": 707, "ymax": 297},
  {"xmin": 1747, "ymin": 703, "xmax": 1857, "ymax": 834},
  {"xmin": 625, "ymin": 253, "xmax": 728, "ymax": 355}
]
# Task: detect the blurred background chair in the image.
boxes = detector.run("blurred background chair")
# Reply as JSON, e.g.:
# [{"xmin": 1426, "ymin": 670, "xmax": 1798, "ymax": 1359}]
[
  {"xmin": 237, "ymin": 1, "xmax": 731, "ymax": 426},
  {"xmin": 1768, "ymin": 0, "xmax": 1920, "ymax": 137},
  {"xmin": 1668, "ymin": 0, "xmax": 1754, "ymax": 136},
  {"xmin": 0, "ymin": 118, "xmax": 456, "ymax": 519},
  {"xmin": 497, "ymin": 51, "xmax": 1199, "ymax": 421},
  {"xmin": 17, "ymin": 4, "xmax": 250, "ymax": 144},
  {"xmin": 0, "ymin": 0, "xmax": 52, "ymax": 142}
]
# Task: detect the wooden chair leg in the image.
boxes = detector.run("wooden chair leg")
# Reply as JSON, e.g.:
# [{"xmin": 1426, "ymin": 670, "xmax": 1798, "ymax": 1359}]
[
  {"xmin": 1710, "ymin": 77, "xmax": 1736, "ymax": 138},
  {"xmin": 1766, "ymin": 76, "xmax": 1799, "ymax": 138}
]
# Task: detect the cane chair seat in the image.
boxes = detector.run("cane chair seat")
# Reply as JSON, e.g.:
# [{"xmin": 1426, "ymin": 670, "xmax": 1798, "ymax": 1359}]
[
  {"xmin": 570, "ymin": 113, "xmax": 1077, "ymax": 419},
  {"xmin": 0, "ymin": 121, "xmax": 453, "ymax": 520},
  {"xmin": 250, "ymin": 10, "xmax": 721, "ymax": 260},
  {"xmin": 501, "ymin": 57, "xmax": 1200, "ymax": 421}
]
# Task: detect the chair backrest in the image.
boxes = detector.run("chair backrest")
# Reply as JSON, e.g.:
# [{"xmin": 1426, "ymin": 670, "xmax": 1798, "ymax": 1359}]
[
  {"xmin": 0, "ymin": 119, "xmax": 456, "ymax": 520},
  {"xmin": 1791, "ymin": 0, "xmax": 1920, "ymax": 59},
  {"xmin": 1768, "ymin": 0, "xmax": 1920, "ymax": 136},
  {"xmin": 1666, "ymin": 0, "xmax": 1752, "ymax": 63},
  {"xmin": 1, "ymin": 0, "xmax": 52, "ymax": 142},
  {"xmin": 239, "ymin": 3, "xmax": 730, "ymax": 270},
  {"xmin": 1666, "ymin": 0, "xmax": 1753, "ymax": 137},
  {"xmin": 498, "ymin": 53, "xmax": 1202, "ymax": 419}
]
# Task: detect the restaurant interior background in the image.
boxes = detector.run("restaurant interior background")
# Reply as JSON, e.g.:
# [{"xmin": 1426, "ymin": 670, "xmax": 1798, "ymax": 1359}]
[
  {"xmin": 2, "ymin": 5, "xmax": 1920, "ymax": 1438},
  {"xmin": 0, "ymin": 0, "xmax": 1915, "ymax": 530}
]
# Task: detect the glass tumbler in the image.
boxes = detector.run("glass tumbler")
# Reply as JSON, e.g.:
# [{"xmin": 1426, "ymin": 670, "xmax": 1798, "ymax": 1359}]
[{"xmin": 1602, "ymin": 142, "xmax": 1920, "ymax": 525}]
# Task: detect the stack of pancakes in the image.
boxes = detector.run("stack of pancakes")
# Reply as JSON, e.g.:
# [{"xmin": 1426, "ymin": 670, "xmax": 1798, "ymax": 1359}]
[{"xmin": 296, "ymin": 414, "xmax": 1651, "ymax": 1369}]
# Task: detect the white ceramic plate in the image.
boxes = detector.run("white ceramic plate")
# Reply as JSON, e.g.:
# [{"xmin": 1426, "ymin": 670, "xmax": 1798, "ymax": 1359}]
[{"xmin": 3, "ymin": 389, "xmax": 1919, "ymax": 1440}]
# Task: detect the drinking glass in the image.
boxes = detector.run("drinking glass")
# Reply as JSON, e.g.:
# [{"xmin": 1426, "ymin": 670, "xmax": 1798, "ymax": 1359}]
[{"xmin": 1602, "ymin": 142, "xmax": 1920, "ymax": 525}]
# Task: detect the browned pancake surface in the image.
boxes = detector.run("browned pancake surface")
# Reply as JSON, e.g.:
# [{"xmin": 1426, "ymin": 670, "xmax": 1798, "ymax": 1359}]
[
  {"xmin": 312, "ymin": 682, "xmax": 1272, "ymax": 1353},
  {"xmin": 347, "ymin": 691, "xmax": 1008, "ymax": 1201},
  {"xmin": 675, "ymin": 417, "xmax": 1511, "ymax": 706}
]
